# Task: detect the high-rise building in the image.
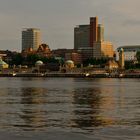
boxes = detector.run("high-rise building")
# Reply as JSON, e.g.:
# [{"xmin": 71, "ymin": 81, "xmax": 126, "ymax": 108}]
[
  {"xmin": 74, "ymin": 17, "xmax": 114, "ymax": 60},
  {"xmin": 22, "ymin": 28, "xmax": 41, "ymax": 51},
  {"xmin": 97, "ymin": 24, "xmax": 104, "ymax": 42},
  {"xmin": 74, "ymin": 25, "xmax": 90, "ymax": 50},
  {"xmin": 93, "ymin": 41, "xmax": 114, "ymax": 59},
  {"xmin": 74, "ymin": 17, "xmax": 98, "ymax": 50},
  {"xmin": 90, "ymin": 17, "xmax": 98, "ymax": 47}
]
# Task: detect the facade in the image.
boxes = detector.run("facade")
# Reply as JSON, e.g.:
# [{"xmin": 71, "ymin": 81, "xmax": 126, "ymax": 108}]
[
  {"xmin": 22, "ymin": 28, "xmax": 41, "ymax": 51},
  {"xmin": 74, "ymin": 17, "xmax": 98, "ymax": 50},
  {"xmin": 118, "ymin": 48, "xmax": 125, "ymax": 69},
  {"xmin": 117, "ymin": 45, "xmax": 140, "ymax": 61},
  {"xmin": 77, "ymin": 47, "xmax": 94, "ymax": 61},
  {"xmin": 97, "ymin": 24, "xmax": 104, "ymax": 42},
  {"xmin": 93, "ymin": 41, "xmax": 114, "ymax": 59},
  {"xmin": 52, "ymin": 49, "xmax": 74, "ymax": 58},
  {"xmin": 90, "ymin": 17, "xmax": 98, "ymax": 47},
  {"xmin": 74, "ymin": 25, "xmax": 90, "ymax": 50},
  {"xmin": 105, "ymin": 60, "xmax": 119, "ymax": 70},
  {"xmin": 21, "ymin": 43, "xmax": 51, "ymax": 58},
  {"xmin": 65, "ymin": 52, "xmax": 82, "ymax": 64},
  {"xmin": 74, "ymin": 17, "xmax": 114, "ymax": 61},
  {"xmin": 37, "ymin": 44, "xmax": 51, "ymax": 57}
]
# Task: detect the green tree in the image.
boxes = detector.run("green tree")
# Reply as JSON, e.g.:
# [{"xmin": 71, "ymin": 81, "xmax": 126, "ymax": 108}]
[
  {"xmin": 10, "ymin": 53, "xmax": 24, "ymax": 66},
  {"xmin": 26, "ymin": 54, "xmax": 40, "ymax": 66},
  {"xmin": 136, "ymin": 51, "xmax": 140, "ymax": 63},
  {"xmin": 83, "ymin": 58, "xmax": 108, "ymax": 67}
]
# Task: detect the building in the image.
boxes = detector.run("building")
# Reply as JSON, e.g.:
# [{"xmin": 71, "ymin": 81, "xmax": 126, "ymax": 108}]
[
  {"xmin": 93, "ymin": 41, "xmax": 114, "ymax": 59},
  {"xmin": 93, "ymin": 23, "xmax": 114, "ymax": 59},
  {"xmin": 74, "ymin": 25, "xmax": 90, "ymax": 50},
  {"xmin": 52, "ymin": 49, "xmax": 74, "ymax": 58},
  {"xmin": 77, "ymin": 47, "xmax": 94, "ymax": 61},
  {"xmin": 74, "ymin": 17, "xmax": 98, "ymax": 50},
  {"xmin": 74, "ymin": 17, "xmax": 114, "ymax": 61},
  {"xmin": 97, "ymin": 24, "xmax": 104, "ymax": 42},
  {"xmin": 105, "ymin": 60, "xmax": 119, "ymax": 70},
  {"xmin": 22, "ymin": 28, "xmax": 41, "ymax": 51},
  {"xmin": 117, "ymin": 45, "xmax": 140, "ymax": 61},
  {"xmin": 74, "ymin": 17, "xmax": 98, "ymax": 61},
  {"xmin": 0, "ymin": 57, "xmax": 9, "ymax": 70},
  {"xmin": 65, "ymin": 52, "xmax": 82, "ymax": 64},
  {"xmin": 118, "ymin": 48, "xmax": 125, "ymax": 69},
  {"xmin": 90, "ymin": 17, "xmax": 98, "ymax": 47},
  {"xmin": 37, "ymin": 43, "xmax": 51, "ymax": 57},
  {"xmin": 21, "ymin": 43, "xmax": 52, "ymax": 58},
  {"xmin": 0, "ymin": 51, "xmax": 7, "ymax": 58}
]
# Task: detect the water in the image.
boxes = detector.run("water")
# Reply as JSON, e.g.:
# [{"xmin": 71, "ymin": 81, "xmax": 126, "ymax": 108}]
[{"xmin": 0, "ymin": 77, "xmax": 139, "ymax": 139}]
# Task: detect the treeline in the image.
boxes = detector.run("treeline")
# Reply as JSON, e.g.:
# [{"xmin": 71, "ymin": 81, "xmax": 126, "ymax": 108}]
[
  {"xmin": 6, "ymin": 53, "xmax": 111, "ymax": 68},
  {"xmin": 83, "ymin": 58, "xmax": 108, "ymax": 67},
  {"xmin": 7, "ymin": 53, "xmax": 62, "ymax": 67}
]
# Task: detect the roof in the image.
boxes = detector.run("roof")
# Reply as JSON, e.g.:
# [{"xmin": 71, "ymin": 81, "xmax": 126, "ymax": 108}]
[
  {"xmin": 35, "ymin": 60, "xmax": 43, "ymax": 65},
  {"xmin": 117, "ymin": 45, "xmax": 140, "ymax": 51},
  {"xmin": 65, "ymin": 60, "xmax": 74, "ymax": 64},
  {"xmin": 0, "ymin": 58, "xmax": 8, "ymax": 65}
]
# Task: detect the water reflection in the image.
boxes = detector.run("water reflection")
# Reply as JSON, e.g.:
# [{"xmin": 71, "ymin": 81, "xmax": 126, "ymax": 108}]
[
  {"xmin": 0, "ymin": 78, "xmax": 139, "ymax": 136},
  {"xmin": 72, "ymin": 87, "xmax": 114, "ymax": 128},
  {"xmin": 17, "ymin": 88, "xmax": 48, "ymax": 131}
]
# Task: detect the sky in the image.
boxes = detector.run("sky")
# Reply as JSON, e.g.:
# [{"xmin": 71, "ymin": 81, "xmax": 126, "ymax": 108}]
[{"xmin": 0, "ymin": 0, "xmax": 140, "ymax": 52}]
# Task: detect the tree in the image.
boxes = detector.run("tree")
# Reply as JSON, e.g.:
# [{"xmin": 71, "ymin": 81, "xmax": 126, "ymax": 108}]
[
  {"xmin": 136, "ymin": 51, "xmax": 140, "ymax": 63},
  {"xmin": 26, "ymin": 54, "xmax": 40, "ymax": 66},
  {"xmin": 10, "ymin": 53, "xmax": 24, "ymax": 66},
  {"xmin": 83, "ymin": 58, "xmax": 108, "ymax": 67}
]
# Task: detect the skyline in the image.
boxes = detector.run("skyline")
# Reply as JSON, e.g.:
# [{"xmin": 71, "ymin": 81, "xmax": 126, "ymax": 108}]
[{"xmin": 0, "ymin": 0, "xmax": 140, "ymax": 51}]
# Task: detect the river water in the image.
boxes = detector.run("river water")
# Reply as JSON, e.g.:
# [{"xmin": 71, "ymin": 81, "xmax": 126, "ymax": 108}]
[{"xmin": 0, "ymin": 77, "xmax": 139, "ymax": 139}]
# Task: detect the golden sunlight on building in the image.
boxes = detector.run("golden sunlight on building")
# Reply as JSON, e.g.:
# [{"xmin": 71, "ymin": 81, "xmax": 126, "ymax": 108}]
[{"xmin": 93, "ymin": 41, "xmax": 114, "ymax": 59}]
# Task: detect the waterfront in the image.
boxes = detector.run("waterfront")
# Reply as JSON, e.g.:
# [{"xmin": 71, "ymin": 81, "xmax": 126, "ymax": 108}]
[{"xmin": 0, "ymin": 78, "xmax": 139, "ymax": 139}]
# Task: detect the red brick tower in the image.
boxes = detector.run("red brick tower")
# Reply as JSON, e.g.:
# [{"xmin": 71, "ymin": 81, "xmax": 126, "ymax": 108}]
[{"xmin": 90, "ymin": 17, "xmax": 98, "ymax": 47}]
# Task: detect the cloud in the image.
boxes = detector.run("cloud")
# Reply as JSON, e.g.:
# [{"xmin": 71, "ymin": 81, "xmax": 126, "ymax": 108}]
[{"xmin": 0, "ymin": 0, "xmax": 140, "ymax": 51}]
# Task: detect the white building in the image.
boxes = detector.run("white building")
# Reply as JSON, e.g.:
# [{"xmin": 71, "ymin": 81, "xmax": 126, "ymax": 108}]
[
  {"xmin": 117, "ymin": 45, "xmax": 140, "ymax": 61},
  {"xmin": 22, "ymin": 28, "xmax": 41, "ymax": 51}
]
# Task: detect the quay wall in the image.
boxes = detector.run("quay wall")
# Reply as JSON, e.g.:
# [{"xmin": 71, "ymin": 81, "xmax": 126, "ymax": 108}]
[{"xmin": 0, "ymin": 73, "xmax": 140, "ymax": 78}]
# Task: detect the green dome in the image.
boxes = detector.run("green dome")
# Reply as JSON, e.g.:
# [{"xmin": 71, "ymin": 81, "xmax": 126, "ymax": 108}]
[
  {"xmin": 65, "ymin": 60, "xmax": 74, "ymax": 64},
  {"xmin": 35, "ymin": 60, "xmax": 44, "ymax": 66}
]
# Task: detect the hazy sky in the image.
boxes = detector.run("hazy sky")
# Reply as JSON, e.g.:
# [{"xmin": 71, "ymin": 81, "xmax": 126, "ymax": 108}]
[{"xmin": 0, "ymin": 0, "xmax": 140, "ymax": 51}]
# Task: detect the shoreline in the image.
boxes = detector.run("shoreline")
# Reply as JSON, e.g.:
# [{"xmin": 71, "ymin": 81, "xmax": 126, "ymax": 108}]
[{"xmin": 0, "ymin": 73, "xmax": 140, "ymax": 78}]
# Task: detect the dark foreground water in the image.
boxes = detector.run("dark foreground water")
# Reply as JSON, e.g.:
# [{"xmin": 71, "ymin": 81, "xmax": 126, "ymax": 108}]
[{"xmin": 0, "ymin": 77, "xmax": 139, "ymax": 140}]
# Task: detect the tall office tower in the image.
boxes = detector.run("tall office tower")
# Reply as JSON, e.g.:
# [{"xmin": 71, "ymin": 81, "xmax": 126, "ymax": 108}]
[
  {"xmin": 97, "ymin": 24, "xmax": 104, "ymax": 42},
  {"xmin": 22, "ymin": 28, "xmax": 41, "ymax": 51},
  {"xmin": 90, "ymin": 17, "xmax": 98, "ymax": 47},
  {"xmin": 74, "ymin": 25, "xmax": 90, "ymax": 50}
]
